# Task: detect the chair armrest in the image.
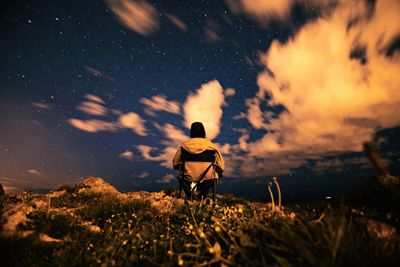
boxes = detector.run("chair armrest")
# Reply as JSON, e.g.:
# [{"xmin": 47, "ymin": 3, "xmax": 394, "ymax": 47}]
[{"xmin": 173, "ymin": 164, "xmax": 181, "ymax": 170}]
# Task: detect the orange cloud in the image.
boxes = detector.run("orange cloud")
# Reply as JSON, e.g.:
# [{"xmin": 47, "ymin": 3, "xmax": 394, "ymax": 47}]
[
  {"xmin": 0, "ymin": 177, "xmax": 23, "ymax": 193},
  {"xmin": 225, "ymin": 88, "xmax": 236, "ymax": 97},
  {"xmin": 153, "ymin": 123, "xmax": 187, "ymax": 146},
  {"xmin": 84, "ymin": 94, "xmax": 105, "ymax": 104},
  {"xmin": 68, "ymin": 119, "xmax": 119, "ymax": 133},
  {"xmin": 136, "ymin": 123, "xmax": 187, "ymax": 168},
  {"xmin": 120, "ymin": 150, "xmax": 134, "ymax": 161},
  {"xmin": 107, "ymin": 0, "xmax": 159, "ymax": 36},
  {"xmin": 27, "ymin": 169, "xmax": 40, "ymax": 175},
  {"xmin": 204, "ymin": 27, "xmax": 220, "ymax": 43},
  {"xmin": 237, "ymin": 0, "xmax": 400, "ymax": 176},
  {"xmin": 183, "ymin": 80, "xmax": 225, "ymax": 140},
  {"xmin": 156, "ymin": 174, "xmax": 175, "ymax": 183},
  {"xmin": 119, "ymin": 112, "xmax": 147, "ymax": 136},
  {"xmin": 136, "ymin": 171, "xmax": 149, "ymax": 178},
  {"xmin": 139, "ymin": 95, "xmax": 181, "ymax": 116},
  {"xmin": 84, "ymin": 66, "xmax": 116, "ymax": 82},
  {"xmin": 165, "ymin": 13, "xmax": 188, "ymax": 32},
  {"xmin": 226, "ymin": 0, "xmax": 292, "ymax": 22},
  {"xmin": 77, "ymin": 101, "xmax": 107, "ymax": 116},
  {"xmin": 32, "ymin": 102, "xmax": 51, "ymax": 110}
]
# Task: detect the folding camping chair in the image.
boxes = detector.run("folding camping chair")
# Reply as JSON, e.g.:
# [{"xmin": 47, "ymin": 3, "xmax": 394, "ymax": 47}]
[{"xmin": 176, "ymin": 148, "xmax": 220, "ymax": 201}]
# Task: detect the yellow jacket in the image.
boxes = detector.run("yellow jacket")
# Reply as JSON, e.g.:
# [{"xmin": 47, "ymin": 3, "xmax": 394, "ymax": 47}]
[{"xmin": 173, "ymin": 138, "xmax": 224, "ymax": 181}]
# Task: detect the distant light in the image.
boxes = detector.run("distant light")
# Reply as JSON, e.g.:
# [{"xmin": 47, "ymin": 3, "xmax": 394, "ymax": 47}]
[{"xmin": 325, "ymin": 196, "xmax": 332, "ymax": 200}]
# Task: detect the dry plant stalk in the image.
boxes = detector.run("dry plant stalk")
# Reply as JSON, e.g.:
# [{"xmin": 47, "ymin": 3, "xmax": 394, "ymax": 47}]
[
  {"xmin": 267, "ymin": 181, "xmax": 275, "ymax": 211},
  {"xmin": 273, "ymin": 176, "xmax": 282, "ymax": 208}
]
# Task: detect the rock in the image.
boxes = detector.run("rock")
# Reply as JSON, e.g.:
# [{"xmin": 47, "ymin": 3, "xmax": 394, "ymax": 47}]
[
  {"xmin": 39, "ymin": 233, "xmax": 63, "ymax": 243},
  {"xmin": 20, "ymin": 230, "xmax": 35, "ymax": 238},
  {"xmin": 1, "ymin": 203, "xmax": 34, "ymax": 236},
  {"xmin": 81, "ymin": 220, "xmax": 101, "ymax": 233},
  {"xmin": 31, "ymin": 197, "xmax": 49, "ymax": 209},
  {"xmin": 367, "ymin": 219, "xmax": 396, "ymax": 239},
  {"xmin": 46, "ymin": 190, "xmax": 66, "ymax": 199},
  {"xmin": 81, "ymin": 176, "xmax": 119, "ymax": 194},
  {"xmin": 126, "ymin": 191, "xmax": 184, "ymax": 213}
]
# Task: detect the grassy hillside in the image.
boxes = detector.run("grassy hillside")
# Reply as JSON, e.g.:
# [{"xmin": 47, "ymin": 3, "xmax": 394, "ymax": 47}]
[{"xmin": 0, "ymin": 177, "xmax": 399, "ymax": 266}]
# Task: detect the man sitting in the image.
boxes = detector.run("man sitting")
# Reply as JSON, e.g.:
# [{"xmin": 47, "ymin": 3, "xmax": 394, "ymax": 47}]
[{"xmin": 173, "ymin": 122, "xmax": 224, "ymax": 199}]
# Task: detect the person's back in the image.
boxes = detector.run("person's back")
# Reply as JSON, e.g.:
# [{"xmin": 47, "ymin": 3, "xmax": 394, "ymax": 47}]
[{"xmin": 173, "ymin": 122, "xmax": 224, "ymax": 198}]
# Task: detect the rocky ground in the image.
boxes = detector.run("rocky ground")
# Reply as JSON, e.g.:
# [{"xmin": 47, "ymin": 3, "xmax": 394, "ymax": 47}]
[
  {"xmin": 0, "ymin": 176, "xmax": 399, "ymax": 266},
  {"xmin": 0, "ymin": 177, "xmax": 186, "ymax": 238}
]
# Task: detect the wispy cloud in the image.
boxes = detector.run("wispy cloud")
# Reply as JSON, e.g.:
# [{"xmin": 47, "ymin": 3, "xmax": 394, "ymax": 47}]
[
  {"xmin": 137, "ymin": 171, "xmax": 149, "ymax": 178},
  {"xmin": 226, "ymin": 0, "xmax": 292, "ymax": 22},
  {"xmin": 165, "ymin": 13, "xmax": 188, "ymax": 32},
  {"xmin": 140, "ymin": 95, "xmax": 181, "ymax": 116},
  {"xmin": 154, "ymin": 123, "xmax": 187, "ymax": 147},
  {"xmin": 232, "ymin": 112, "xmax": 246, "ymax": 120},
  {"xmin": 84, "ymin": 66, "xmax": 116, "ymax": 82},
  {"xmin": 68, "ymin": 119, "xmax": 120, "ymax": 133},
  {"xmin": 27, "ymin": 169, "xmax": 40, "ymax": 175},
  {"xmin": 312, "ymin": 157, "xmax": 370, "ymax": 174},
  {"xmin": 107, "ymin": 0, "xmax": 159, "ymax": 36},
  {"xmin": 32, "ymin": 102, "xmax": 51, "ymax": 110},
  {"xmin": 69, "ymin": 94, "xmax": 148, "ymax": 136},
  {"xmin": 225, "ymin": 88, "xmax": 236, "ymax": 97},
  {"xmin": 84, "ymin": 94, "xmax": 105, "ymax": 104},
  {"xmin": 136, "ymin": 123, "xmax": 187, "ymax": 168},
  {"xmin": 120, "ymin": 150, "xmax": 134, "ymax": 161},
  {"xmin": 77, "ymin": 101, "xmax": 107, "ymax": 116},
  {"xmin": 204, "ymin": 27, "xmax": 220, "ymax": 43},
  {"xmin": 119, "ymin": 112, "xmax": 147, "ymax": 136},
  {"xmin": 0, "ymin": 177, "xmax": 23, "ymax": 193},
  {"xmin": 156, "ymin": 174, "xmax": 175, "ymax": 183}
]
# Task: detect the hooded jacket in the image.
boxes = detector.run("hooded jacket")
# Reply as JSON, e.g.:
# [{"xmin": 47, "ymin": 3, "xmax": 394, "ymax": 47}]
[{"xmin": 173, "ymin": 138, "xmax": 224, "ymax": 181}]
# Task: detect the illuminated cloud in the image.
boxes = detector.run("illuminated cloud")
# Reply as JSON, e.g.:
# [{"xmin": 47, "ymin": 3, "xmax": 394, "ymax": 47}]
[
  {"xmin": 226, "ymin": 0, "xmax": 292, "ymax": 22},
  {"xmin": 136, "ymin": 145, "xmax": 158, "ymax": 160},
  {"xmin": 139, "ymin": 95, "xmax": 181, "ymax": 116},
  {"xmin": 225, "ymin": 88, "xmax": 236, "ymax": 97},
  {"xmin": 27, "ymin": 169, "xmax": 40, "ymax": 175},
  {"xmin": 107, "ymin": 0, "xmax": 159, "ymax": 36},
  {"xmin": 84, "ymin": 66, "xmax": 116, "ymax": 82},
  {"xmin": 312, "ymin": 157, "xmax": 370, "ymax": 174},
  {"xmin": 183, "ymin": 80, "xmax": 225, "ymax": 140},
  {"xmin": 137, "ymin": 171, "xmax": 149, "ymax": 178},
  {"xmin": 32, "ymin": 102, "xmax": 51, "ymax": 110},
  {"xmin": 68, "ymin": 119, "xmax": 119, "ymax": 133},
  {"xmin": 119, "ymin": 112, "xmax": 147, "ymax": 136},
  {"xmin": 136, "ymin": 124, "xmax": 187, "ymax": 169},
  {"xmin": 232, "ymin": 112, "xmax": 246, "ymax": 120},
  {"xmin": 165, "ymin": 13, "xmax": 188, "ymax": 32},
  {"xmin": 0, "ymin": 177, "xmax": 23, "ymax": 193},
  {"xmin": 154, "ymin": 123, "xmax": 187, "ymax": 146},
  {"xmin": 70, "ymin": 95, "xmax": 147, "ymax": 136},
  {"xmin": 245, "ymin": 98, "xmax": 264, "ymax": 129},
  {"xmin": 156, "ymin": 174, "xmax": 175, "ymax": 183},
  {"xmin": 204, "ymin": 27, "xmax": 220, "ymax": 43},
  {"xmin": 120, "ymin": 150, "xmax": 134, "ymax": 161},
  {"xmin": 77, "ymin": 101, "xmax": 107, "ymax": 116},
  {"xmin": 84, "ymin": 94, "xmax": 105, "ymax": 104},
  {"xmin": 239, "ymin": 0, "xmax": 400, "ymax": 176}
]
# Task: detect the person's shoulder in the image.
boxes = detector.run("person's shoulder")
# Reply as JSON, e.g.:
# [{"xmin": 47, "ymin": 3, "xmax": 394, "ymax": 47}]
[{"xmin": 207, "ymin": 140, "xmax": 221, "ymax": 151}]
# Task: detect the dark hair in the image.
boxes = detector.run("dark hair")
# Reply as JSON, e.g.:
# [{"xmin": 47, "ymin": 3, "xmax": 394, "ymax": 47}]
[{"xmin": 190, "ymin": 122, "xmax": 206, "ymax": 138}]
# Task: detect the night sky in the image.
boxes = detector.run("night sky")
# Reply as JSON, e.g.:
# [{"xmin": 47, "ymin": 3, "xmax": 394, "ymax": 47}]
[{"xmin": 1, "ymin": 0, "xmax": 399, "ymax": 199}]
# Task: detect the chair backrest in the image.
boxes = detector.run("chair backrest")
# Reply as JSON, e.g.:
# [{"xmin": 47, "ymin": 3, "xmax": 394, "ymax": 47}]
[{"xmin": 180, "ymin": 149, "xmax": 217, "ymax": 182}]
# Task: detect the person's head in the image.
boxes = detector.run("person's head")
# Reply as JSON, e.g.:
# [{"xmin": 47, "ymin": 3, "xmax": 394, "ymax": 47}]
[{"xmin": 190, "ymin": 122, "xmax": 206, "ymax": 138}]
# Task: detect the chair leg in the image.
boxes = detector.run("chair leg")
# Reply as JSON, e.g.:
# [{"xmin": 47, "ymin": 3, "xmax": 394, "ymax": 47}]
[
  {"xmin": 213, "ymin": 179, "xmax": 216, "ymax": 202},
  {"xmin": 177, "ymin": 179, "xmax": 182, "ymax": 198}
]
